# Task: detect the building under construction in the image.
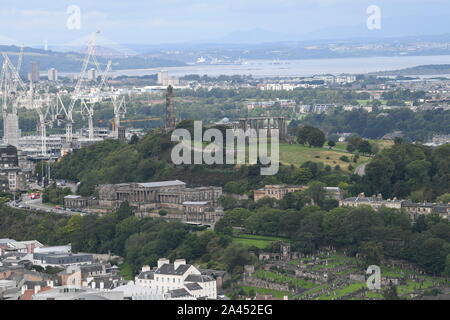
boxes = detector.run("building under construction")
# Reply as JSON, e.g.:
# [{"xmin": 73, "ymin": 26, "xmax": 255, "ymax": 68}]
[{"xmin": 3, "ymin": 113, "xmax": 21, "ymax": 149}]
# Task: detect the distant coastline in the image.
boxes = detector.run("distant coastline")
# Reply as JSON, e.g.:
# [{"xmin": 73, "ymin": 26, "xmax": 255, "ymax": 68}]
[
  {"xmin": 107, "ymin": 55, "xmax": 450, "ymax": 78},
  {"xmin": 371, "ymin": 64, "xmax": 450, "ymax": 76}
]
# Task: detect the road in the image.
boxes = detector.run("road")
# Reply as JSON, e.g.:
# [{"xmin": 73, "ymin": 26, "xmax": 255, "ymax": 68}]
[
  {"xmin": 354, "ymin": 163, "xmax": 367, "ymax": 176},
  {"xmin": 7, "ymin": 194, "xmax": 76, "ymax": 216}
]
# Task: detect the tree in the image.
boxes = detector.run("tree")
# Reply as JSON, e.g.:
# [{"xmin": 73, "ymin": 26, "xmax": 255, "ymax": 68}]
[
  {"xmin": 297, "ymin": 126, "xmax": 310, "ymax": 145},
  {"xmin": 129, "ymin": 134, "xmax": 139, "ymax": 145},
  {"xmin": 327, "ymin": 140, "xmax": 336, "ymax": 149},
  {"xmin": 322, "ymin": 199, "xmax": 339, "ymax": 211},
  {"xmin": 116, "ymin": 201, "xmax": 133, "ymax": 220},
  {"xmin": 444, "ymin": 254, "xmax": 450, "ymax": 277},
  {"xmin": 412, "ymin": 237, "xmax": 448, "ymax": 275},
  {"xmin": 371, "ymin": 143, "xmax": 380, "ymax": 155},
  {"xmin": 357, "ymin": 140, "xmax": 372, "ymax": 155},
  {"xmin": 305, "ymin": 181, "xmax": 327, "ymax": 206},
  {"xmin": 383, "ymin": 284, "xmax": 400, "ymax": 300},
  {"xmin": 292, "ymin": 168, "xmax": 313, "ymax": 184},
  {"xmin": 221, "ymin": 243, "xmax": 255, "ymax": 273},
  {"xmin": 308, "ymin": 128, "xmax": 326, "ymax": 148},
  {"xmin": 347, "ymin": 134, "xmax": 363, "ymax": 149},
  {"xmin": 359, "ymin": 241, "xmax": 384, "ymax": 267},
  {"xmin": 297, "ymin": 125, "xmax": 325, "ymax": 147},
  {"xmin": 437, "ymin": 193, "xmax": 450, "ymax": 204},
  {"xmin": 219, "ymin": 195, "xmax": 238, "ymax": 210},
  {"xmin": 365, "ymin": 156, "xmax": 395, "ymax": 197}
]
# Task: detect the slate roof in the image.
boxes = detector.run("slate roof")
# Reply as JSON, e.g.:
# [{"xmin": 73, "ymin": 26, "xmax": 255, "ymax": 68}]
[
  {"xmin": 185, "ymin": 282, "xmax": 202, "ymax": 291},
  {"xmin": 138, "ymin": 180, "xmax": 185, "ymax": 188},
  {"xmin": 0, "ymin": 239, "xmax": 15, "ymax": 244},
  {"xmin": 168, "ymin": 288, "xmax": 192, "ymax": 298},
  {"xmin": 137, "ymin": 271, "xmax": 154, "ymax": 280},
  {"xmin": 154, "ymin": 263, "xmax": 192, "ymax": 276},
  {"xmin": 185, "ymin": 274, "xmax": 214, "ymax": 283},
  {"xmin": 80, "ymin": 264, "xmax": 104, "ymax": 273}
]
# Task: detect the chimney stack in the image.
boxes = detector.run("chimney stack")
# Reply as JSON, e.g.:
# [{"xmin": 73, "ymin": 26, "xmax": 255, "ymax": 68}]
[
  {"xmin": 174, "ymin": 259, "xmax": 186, "ymax": 270},
  {"xmin": 34, "ymin": 285, "xmax": 41, "ymax": 294},
  {"xmin": 157, "ymin": 258, "xmax": 170, "ymax": 269}
]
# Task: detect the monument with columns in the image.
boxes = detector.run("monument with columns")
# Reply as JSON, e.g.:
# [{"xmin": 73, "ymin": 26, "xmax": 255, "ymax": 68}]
[{"xmin": 238, "ymin": 116, "xmax": 288, "ymax": 140}]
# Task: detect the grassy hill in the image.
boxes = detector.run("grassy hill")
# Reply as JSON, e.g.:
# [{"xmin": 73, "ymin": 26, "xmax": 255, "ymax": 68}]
[{"xmin": 279, "ymin": 144, "xmax": 369, "ymax": 170}]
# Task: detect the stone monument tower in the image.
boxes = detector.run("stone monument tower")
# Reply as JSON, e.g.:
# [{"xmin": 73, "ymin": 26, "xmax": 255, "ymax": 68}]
[{"xmin": 165, "ymin": 85, "xmax": 176, "ymax": 131}]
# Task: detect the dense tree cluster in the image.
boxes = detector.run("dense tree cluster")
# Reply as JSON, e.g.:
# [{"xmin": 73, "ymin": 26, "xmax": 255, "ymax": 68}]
[
  {"xmin": 0, "ymin": 203, "xmax": 255, "ymax": 276},
  {"xmin": 42, "ymin": 185, "xmax": 72, "ymax": 205},
  {"xmin": 353, "ymin": 143, "xmax": 450, "ymax": 200},
  {"xmin": 296, "ymin": 125, "xmax": 326, "ymax": 147},
  {"xmin": 216, "ymin": 204, "xmax": 450, "ymax": 275},
  {"xmin": 297, "ymin": 109, "xmax": 450, "ymax": 141},
  {"xmin": 50, "ymin": 130, "xmax": 350, "ymax": 197}
]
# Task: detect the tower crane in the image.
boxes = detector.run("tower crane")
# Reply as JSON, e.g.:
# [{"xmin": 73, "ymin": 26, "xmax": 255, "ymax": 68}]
[
  {"xmin": 61, "ymin": 31, "xmax": 96, "ymax": 143},
  {"xmin": 16, "ymin": 45, "xmax": 24, "ymax": 76},
  {"xmin": 80, "ymin": 59, "xmax": 112, "ymax": 140},
  {"xmin": 111, "ymin": 95, "xmax": 126, "ymax": 139},
  {"xmin": 1, "ymin": 52, "xmax": 27, "ymax": 147},
  {"xmin": 59, "ymin": 31, "xmax": 113, "ymax": 143}
]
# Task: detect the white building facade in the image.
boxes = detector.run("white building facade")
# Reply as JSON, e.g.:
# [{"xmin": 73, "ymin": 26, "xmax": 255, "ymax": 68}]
[{"xmin": 135, "ymin": 258, "xmax": 217, "ymax": 299}]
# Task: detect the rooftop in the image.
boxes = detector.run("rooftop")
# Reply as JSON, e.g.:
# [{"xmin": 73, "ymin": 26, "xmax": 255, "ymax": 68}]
[
  {"xmin": 167, "ymin": 288, "xmax": 192, "ymax": 298},
  {"xmin": 155, "ymin": 263, "xmax": 192, "ymax": 276},
  {"xmin": 138, "ymin": 180, "xmax": 186, "ymax": 188},
  {"xmin": 185, "ymin": 282, "xmax": 203, "ymax": 291}
]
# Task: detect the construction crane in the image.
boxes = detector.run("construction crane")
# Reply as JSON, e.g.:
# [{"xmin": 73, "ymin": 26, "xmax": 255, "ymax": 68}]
[
  {"xmin": 16, "ymin": 45, "xmax": 24, "ymax": 76},
  {"xmin": 111, "ymin": 96, "xmax": 126, "ymax": 139},
  {"xmin": 30, "ymin": 84, "xmax": 53, "ymax": 156},
  {"xmin": 80, "ymin": 59, "xmax": 112, "ymax": 140},
  {"xmin": 0, "ymin": 52, "xmax": 27, "ymax": 147},
  {"xmin": 60, "ymin": 30, "xmax": 112, "ymax": 144}
]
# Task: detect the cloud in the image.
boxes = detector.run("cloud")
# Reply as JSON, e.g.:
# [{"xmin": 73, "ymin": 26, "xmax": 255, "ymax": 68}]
[{"xmin": 0, "ymin": 0, "xmax": 448, "ymax": 45}]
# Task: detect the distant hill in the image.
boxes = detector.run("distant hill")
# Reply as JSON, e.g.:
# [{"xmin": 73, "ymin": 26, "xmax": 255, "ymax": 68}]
[
  {"xmin": 371, "ymin": 64, "xmax": 450, "ymax": 76},
  {"xmin": 0, "ymin": 45, "xmax": 186, "ymax": 75}
]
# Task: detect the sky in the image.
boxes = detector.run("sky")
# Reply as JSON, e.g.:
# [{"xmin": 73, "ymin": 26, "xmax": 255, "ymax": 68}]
[{"xmin": 0, "ymin": 0, "xmax": 450, "ymax": 47}]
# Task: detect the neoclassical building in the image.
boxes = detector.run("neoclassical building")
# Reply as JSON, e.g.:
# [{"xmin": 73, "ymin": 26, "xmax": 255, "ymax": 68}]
[{"xmin": 97, "ymin": 180, "xmax": 223, "ymax": 223}]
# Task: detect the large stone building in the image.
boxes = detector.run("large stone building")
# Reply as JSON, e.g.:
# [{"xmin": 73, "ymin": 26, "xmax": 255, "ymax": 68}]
[
  {"xmin": 97, "ymin": 180, "xmax": 223, "ymax": 224},
  {"xmin": 63, "ymin": 195, "xmax": 98, "ymax": 209},
  {"xmin": 401, "ymin": 201, "xmax": 450, "ymax": 221},
  {"xmin": 340, "ymin": 193, "xmax": 450, "ymax": 221},
  {"xmin": 254, "ymin": 184, "xmax": 344, "ymax": 202},
  {"xmin": 340, "ymin": 193, "xmax": 403, "ymax": 209},
  {"xmin": 254, "ymin": 185, "xmax": 308, "ymax": 202}
]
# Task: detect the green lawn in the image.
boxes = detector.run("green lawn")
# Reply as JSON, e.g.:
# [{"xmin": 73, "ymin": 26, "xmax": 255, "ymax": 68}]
[
  {"xmin": 397, "ymin": 279, "xmax": 442, "ymax": 296},
  {"xmin": 317, "ymin": 282, "xmax": 366, "ymax": 300},
  {"xmin": 279, "ymin": 143, "xmax": 370, "ymax": 170},
  {"xmin": 380, "ymin": 265, "xmax": 408, "ymax": 278},
  {"xmin": 232, "ymin": 234, "xmax": 289, "ymax": 249},
  {"xmin": 240, "ymin": 286, "xmax": 291, "ymax": 299},
  {"xmin": 254, "ymin": 270, "xmax": 317, "ymax": 289},
  {"xmin": 310, "ymin": 254, "xmax": 358, "ymax": 271}
]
